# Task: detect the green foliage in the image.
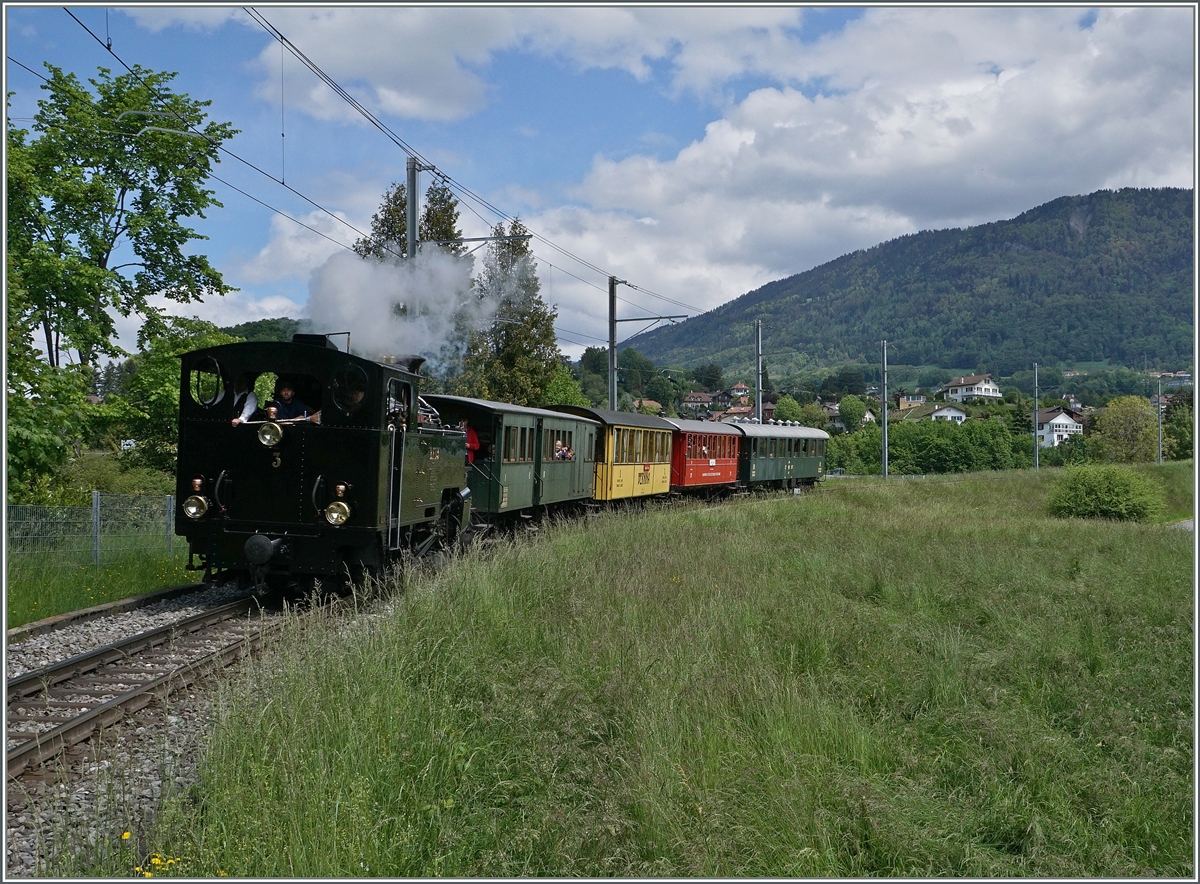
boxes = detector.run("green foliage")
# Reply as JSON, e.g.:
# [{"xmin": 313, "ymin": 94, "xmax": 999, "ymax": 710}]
[
  {"xmin": 1038, "ymin": 432, "xmax": 1094, "ymax": 467},
  {"xmin": 352, "ymin": 179, "xmax": 465, "ymax": 261},
  {"xmin": 1092, "ymin": 396, "xmax": 1159, "ymax": 463},
  {"xmin": 6, "ymin": 262, "xmax": 106, "ymax": 503},
  {"xmin": 218, "ymin": 317, "xmax": 302, "ymax": 343},
  {"xmin": 630, "ymin": 188, "xmax": 1193, "ymax": 376},
  {"xmin": 617, "ymin": 347, "xmax": 657, "ymax": 396},
  {"xmin": 118, "ymin": 317, "xmax": 239, "ymax": 472},
  {"xmin": 1164, "ymin": 405, "xmax": 1192, "ymax": 460},
  {"xmin": 452, "ymin": 219, "xmax": 560, "ymax": 406},
  {"xmin": 693, "ymin": 362, "xmax": 724, "ymax": 392},
  {"xmin": 9, "ymin": 64, "xmax": 236, "ymax": 369},
  {"xmin": 1046, "ymin": 465, "xmax": 1166, "ymax": 522},
  {"xmin": 579, "ymin": 346, "xmax": 608, "ymax": 376},
  {"xmin": 822, "ymin": 367, "xmax": 866, "ymax": 397},
  {"xmin": 837, "ymin": 394, "xmax": 866, "ymax": 431},
  {"xmin": 773, "ymin": 394, "xmax": 802, "ymax": 423},
  {"xmin": 542, "ymin": 364, "xmax": 589, "ymax": 407},
  {"xmin": 828, "ymin": 417, "xmax": 1033, "ymax": 476},
  {"xmin": 643, "ymin": 374, "xmax": 678, "ymax": 409},
  {"xmin": 796, "ymin": 401, "xmax": 830, "ymax": 430}
]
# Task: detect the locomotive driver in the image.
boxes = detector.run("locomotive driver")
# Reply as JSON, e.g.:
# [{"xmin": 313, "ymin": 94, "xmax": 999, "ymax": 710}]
[{"xmin": 271, "ymin": 381, "xmax": 313, "ymax": 421}]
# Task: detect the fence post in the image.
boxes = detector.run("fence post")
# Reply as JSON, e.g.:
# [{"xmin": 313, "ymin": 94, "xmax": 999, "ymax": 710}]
[
  {"xmin": 92, "ymin": 490, "xmax": 101, "ymax": 565},
  {"xmin": 166, "ymin": 494, "xmax": 175, "ymax": 554}
]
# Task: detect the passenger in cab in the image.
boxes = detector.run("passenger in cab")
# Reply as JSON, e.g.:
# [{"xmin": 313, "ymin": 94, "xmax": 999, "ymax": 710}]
[{"xmin": 230, "ymin": 374, "xmax": 257, "ymax": 427}]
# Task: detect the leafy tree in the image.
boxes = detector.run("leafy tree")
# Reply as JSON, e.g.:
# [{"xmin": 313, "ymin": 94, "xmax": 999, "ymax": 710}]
[
  {"xmin": 543, "ymin": 363, "xmax": 589, "ymax": 407},
  {"xmin": 838, "ymin": 394, "xmax": 866, "ymax": 432},
  {"xmin": 452, "ymin": 219, "xmax": 559, "ymax": 406},
  {"xmin": 579, "ymin": 346, "xmax": 609, "ymax": 376},
  {"xmin": 352, "ymin": 178, "xmax": 465, "ymax": 260},
  {"xmin": 796, "ymin": 401, "xmax": 829, "ymax": 430},
  {"xmin": 9, "ymin": 65, "xmax": 237, "ymax": 369},
  {"xmin": 1164, "ymin": 405, "xmax": 1193, "ymax": 460},
  {"xmin": 773, "ymin": 394, "xmax": 802, "ymax": 422},
  {"xmin": 219, "ymin": 317, "xmax": 302, "ymax": 343},
  {"xmin": 617, "ymin": 347, "xmax": 657, "ymax": 396},
  {"xmin": 118, "ymin": 317, "xmax": 239, "ymax": 473},
  {"xmin": 1091, "ymin": 396, "xmax": 1159, "ymax": 463},
  {"xmin": 6, "ymin": 261, "xmax": 98, "ymax": 503},
  {"xmin": 693, "ymin": 363, "xmax": 724, "ymax": 392},
  {"xmin": 821, "ymin": 367, "xmax": 866, "ymax": 398},
  {"xmin": 644, "ymin": 374, "xmax": 677, "ymax": 409}
]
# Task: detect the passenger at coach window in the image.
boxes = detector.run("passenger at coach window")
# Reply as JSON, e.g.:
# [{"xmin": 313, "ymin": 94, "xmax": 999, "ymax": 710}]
[
  {"xmin": 459, "ymin": 420, "xmax": 480, "ymax": 464},
  {"xmin": 230, "ymin": 374, "xmax": 257, "ymax": 427},
  {"xmin": 554, "ymin": 439, "xmax": 566, "ymax": 459}
]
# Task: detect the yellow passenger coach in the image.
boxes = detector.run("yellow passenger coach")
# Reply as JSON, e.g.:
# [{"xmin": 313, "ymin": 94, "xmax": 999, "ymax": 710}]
[{"xmin": 549, "ymin": 407, "xmax": 673, "ymax": 501}]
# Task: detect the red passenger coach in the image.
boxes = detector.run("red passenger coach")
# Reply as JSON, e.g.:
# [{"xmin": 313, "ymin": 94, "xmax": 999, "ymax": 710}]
[{"xmin": 663, "ymin": 418, "xmax": 741, "ymax": 492}]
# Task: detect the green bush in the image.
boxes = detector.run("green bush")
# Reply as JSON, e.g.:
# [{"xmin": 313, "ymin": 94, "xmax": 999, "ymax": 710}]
[{"xmin": 1046, "ymin": 465, "xmax": 1166, "ymax": 522}]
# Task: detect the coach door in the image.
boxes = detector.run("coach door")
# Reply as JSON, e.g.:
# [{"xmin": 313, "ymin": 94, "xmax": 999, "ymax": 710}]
[{"xmin": 386, "ymin": 379, "xmax": 411, "ymax": 549}]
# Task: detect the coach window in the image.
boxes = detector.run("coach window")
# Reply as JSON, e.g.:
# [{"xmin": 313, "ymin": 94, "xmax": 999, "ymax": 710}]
[
  {"xmin": 189, "ymin": 357, "xmax": 224, "ymax": 407},
  {"xmin": 503, "ymin": 426, "xmax": 517, "ymax": 462}
]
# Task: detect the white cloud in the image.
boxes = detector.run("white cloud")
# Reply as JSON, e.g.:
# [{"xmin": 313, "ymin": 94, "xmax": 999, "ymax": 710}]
[
  {"xmin": 525, "ymin": 7, "xmax": 1194, "ymax": 346},
  {"xmin": 232, "ymin": 209, "xmax": 360, "ymax": 283},
  {"xmin": 121, "ymin": 6, "xmax": 1194, "ymax": 359}
]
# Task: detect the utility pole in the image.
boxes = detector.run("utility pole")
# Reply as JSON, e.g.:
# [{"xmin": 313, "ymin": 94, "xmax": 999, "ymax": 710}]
[
  {"xmin": 882, "ymin": 340, "xmax": 888, "ymax": 478},
  {"xmin": 1033, "ymin": 362, "xmax": 1039, "ymax": 470},
  {"xmin": 609, "ymin": 276, "xmax": 620, "ymax": 410},
  {"xmin": 1158, "ymin": 376, "xmax": 1163, "ymax": 464},
  {"xmin": 755, "ymin": 319, "xmax": 763, "ymax": 422},
  {"xmin": 405, "ymin": 155, "xmax": 436, "ymax": 260},
  {"xmin": 607, "ymin": 275, "xmax": 687, "ymax": 411}
]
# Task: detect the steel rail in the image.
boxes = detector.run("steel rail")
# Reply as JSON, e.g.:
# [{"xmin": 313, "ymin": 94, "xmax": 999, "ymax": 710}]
[
  {"xmin": 6, "ymin": 598, "xmax": 277, "ymax": 778},
  {"xmin": 6, "ymin": 598, "xmax": 259, "ymax": 699}
]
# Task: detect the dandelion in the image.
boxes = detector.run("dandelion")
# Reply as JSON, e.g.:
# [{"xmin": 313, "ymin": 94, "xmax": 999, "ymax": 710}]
[{"xmin": 121, "ymin": 831, "xmax": 131, "ymax": 840}]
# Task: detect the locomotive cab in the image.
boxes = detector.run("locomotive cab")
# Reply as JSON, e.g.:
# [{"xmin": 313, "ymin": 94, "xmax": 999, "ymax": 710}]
[{"xmin": 175, "ymin": 335, "xmax": 469, "ymax": 591}]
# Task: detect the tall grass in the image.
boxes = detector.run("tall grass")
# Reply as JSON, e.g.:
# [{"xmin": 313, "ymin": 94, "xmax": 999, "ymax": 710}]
[
  {"xmin": 6, "ymin": 551, "xmax": 194, "ymax": 629},
  {"xmin": 82, "ymin": 466, "xmax": 1193, "ymax": 876}
]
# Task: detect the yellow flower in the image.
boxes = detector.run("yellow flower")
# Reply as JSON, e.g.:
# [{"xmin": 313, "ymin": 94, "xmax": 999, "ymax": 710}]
[{"xmin": 121, "ymin": 831, "xmax": 131, "ymax": 840}]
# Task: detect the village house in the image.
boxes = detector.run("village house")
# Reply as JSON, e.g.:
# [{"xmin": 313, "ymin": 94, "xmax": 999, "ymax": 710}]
[
  {"xmin": 940, "ymin": 374, "xmax": 1002, "ymax": 403},
  {"xmin": 719, "ymin": 405, "xmax": 754, "ymax": 423},
  {"xmin": 897, "ymin": 394, "xmax": 926, "ymax": 412},
  {"xmin": 1036, "ymin": 407, "xmax": 1083, "ymax": 447},
  {"xmin": 930, "ymin": 404, "xmax": 968, "ymax": 424},
  {"xmin": 632, "ymin": 398, "xmax": 662, "ymax": 414}
]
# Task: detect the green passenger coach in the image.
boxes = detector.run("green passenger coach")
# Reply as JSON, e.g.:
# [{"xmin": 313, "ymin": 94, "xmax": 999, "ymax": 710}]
[
  {"xmin": 422, "ymin": 396, "xmax": 600, "ymax": 520},
  {"xmin": 733, "ymin": 421, "xmax": 830, "ymax": 489}
]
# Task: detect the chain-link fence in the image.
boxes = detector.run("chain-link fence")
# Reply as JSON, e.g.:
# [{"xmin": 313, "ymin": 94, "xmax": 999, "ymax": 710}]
[{"xmin": 7, "ymin": 493, "xmax": 176, "ymax": 565}]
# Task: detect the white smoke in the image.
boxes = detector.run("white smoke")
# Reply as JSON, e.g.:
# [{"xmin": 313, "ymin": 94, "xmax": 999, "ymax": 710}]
[{"xmin": 305, "ymin": 248, "xmax": 494, "ymax": 372}]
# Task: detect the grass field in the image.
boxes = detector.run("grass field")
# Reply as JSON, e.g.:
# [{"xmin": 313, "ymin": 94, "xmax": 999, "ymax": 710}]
[
  {"xmin": 6, "ymin": 551, "xmax": 195, "ymax": 630},
  {"xmin": 46, "ymin": 465, "xmax": 1195, "ymax": 877}
]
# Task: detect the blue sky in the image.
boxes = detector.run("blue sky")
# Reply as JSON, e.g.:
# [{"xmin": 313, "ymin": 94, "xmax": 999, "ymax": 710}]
[{"xmin": 6, "ymin": 6, "xmax": 1195, "ymax": 361}]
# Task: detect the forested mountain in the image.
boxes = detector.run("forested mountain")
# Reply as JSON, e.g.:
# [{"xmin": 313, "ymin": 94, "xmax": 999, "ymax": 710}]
[{"xmin": 630, "ymin": 188, "xmax": 1193, "ymax": 376}]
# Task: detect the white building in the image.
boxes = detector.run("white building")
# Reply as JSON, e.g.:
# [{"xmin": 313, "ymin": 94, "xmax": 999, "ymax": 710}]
[
  {"xmin": 930, "ymin": 404, "xmax": 967, "ymax": 424},
  {"xmin": 941, "ymin": 374, "xmax": 1002, "ymax": 403},
  {"xmin": 1036, "ymin": 407, "xmax": 1083, "ymax": 447}
]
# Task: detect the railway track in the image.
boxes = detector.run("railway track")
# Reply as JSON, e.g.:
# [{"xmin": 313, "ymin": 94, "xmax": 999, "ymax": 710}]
[{"xmin": 6, "ymin": 597, "xmax": 279, "ymax": 779}]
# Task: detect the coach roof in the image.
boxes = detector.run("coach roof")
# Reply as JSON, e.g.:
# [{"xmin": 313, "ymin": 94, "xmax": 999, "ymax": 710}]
[
  {"xmin": 733, "ymin": 423, "xmax": 830, "ymax": 440},
  {"xmin": 549, "ymin": 406, "xmax": 675, "ymax": 431},
  {"xmin": 423, "ymin": 395, "xmax": 600, "ymax": 425},
  {"xmin": 661, "ymin": 418, "xmax": 741, "ymax": 435}
]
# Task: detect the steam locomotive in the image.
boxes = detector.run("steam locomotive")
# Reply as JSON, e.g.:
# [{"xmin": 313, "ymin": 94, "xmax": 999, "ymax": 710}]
[{"xmin": 174, "ymin": 333, "xmax": 827, "ymax": 590}]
